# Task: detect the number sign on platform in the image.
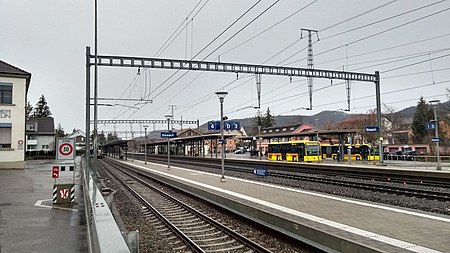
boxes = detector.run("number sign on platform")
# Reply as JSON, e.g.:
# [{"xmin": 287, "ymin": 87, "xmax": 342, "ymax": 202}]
[
  {"xmin": 426, "ymin": 122, "xmax": 436, "ymax": 130},
  {"xmin": 224, "ymin": 121, "xmax": 240, "ymax": 130},
  {"xmin": 208, "ymin": 121, "xmax": 220, "ymax": 130}
]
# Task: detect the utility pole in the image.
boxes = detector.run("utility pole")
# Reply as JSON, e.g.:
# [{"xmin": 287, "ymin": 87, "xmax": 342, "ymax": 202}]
[
  {"xmin": 169, "ymin": 105, "xmax": 176, "ymax": 130},
  {"xmin": 430, "ymin": 100, "xmax": 441, "ymax": 170},
  {"xmin": 255, "ymin": 74, "xmax": 262, "ymax": 109},
  {"xmin": 301, "ymin": 28, "xmax": 319, "ymax": 110}
]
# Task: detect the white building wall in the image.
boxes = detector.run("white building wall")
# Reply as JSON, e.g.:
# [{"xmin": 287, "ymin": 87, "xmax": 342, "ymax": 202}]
[
  {"xmin": 0, "ymin": 76, "xmax": 26, "ymax": 168},
  {"xmin": 37, "ymin": 136, "xmax": 54, "ymax": 150}
]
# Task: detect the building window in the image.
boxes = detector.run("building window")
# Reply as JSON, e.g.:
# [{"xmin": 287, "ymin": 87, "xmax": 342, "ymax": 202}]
[
  {"xmin": 42, "ymin": 145, "xmax": 49, "ymax": 150},
  {"xmin": 27, "ymin": 145, "xmax": 37, "ymax": 150},
  {"xmin": 0, "ymin": 83, "xmax": 13, "ymax": 104},
  {"xmin": 290, "ymin": 127, "xmax": 295, "ymax": 130},
  {"xmin": 275, "ymin": 129, "xmax": 280, "ymax": 132},
  {"xmin": 282, "ymin": 128, "xmax": 287, "ymax": 131},
  {"xmin": 0, "ymin": 123, "xmax": 12, "ymax": 149}
]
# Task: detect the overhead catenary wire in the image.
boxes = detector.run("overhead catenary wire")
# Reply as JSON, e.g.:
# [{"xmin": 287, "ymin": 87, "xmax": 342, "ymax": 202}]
[
  {"xmin": 110, "ymin": 1, "xmax": 263, "ymax": 121},
  {"xmin": 154, "ymin": 0, "xmax": 207, "ymax": 57},
  {"xmin": 315, "ymin": 33, "xmax": 450, "ymax": 66},
  {"xmin": 320, "ymin": 0, "xmax": 447, "ymax": 40},
  {"xmin": 242, "ymin": 80, "xmax": 450, "ymax": 119},
  {"xmin": 218, "ymin": 0, "xmax": 318, "ymax": 58},
  {"xmin": 135, "ymin": 1, "xmax": 417, "ymax": 116},
  {"xmin": 285, "ymin": 6, "xmax": 450, "ymax": 66},
  {"xmin": 148, "ymin": 0, "xmax": 285, "ymax": 118},
  {"xmin": 108, "ymin": 2, "xmax": 450, "ymax": 128},
  {"xmin": 275, "ymin": 0, "xmax": 403, "ymax": 66}
]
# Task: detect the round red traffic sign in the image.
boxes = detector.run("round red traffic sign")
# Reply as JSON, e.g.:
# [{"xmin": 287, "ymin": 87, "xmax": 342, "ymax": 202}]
[
  {"xmin": 18, "ymin": 140, "xmax": 24, "ymax": 145},
  {"xmin": 59, "ymin": 143, "xmax": 73, "ymax": 156}
]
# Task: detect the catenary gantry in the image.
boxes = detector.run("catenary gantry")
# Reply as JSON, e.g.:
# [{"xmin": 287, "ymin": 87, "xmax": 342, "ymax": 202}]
[{"xmin": 86, "ymin": 46, "xmax": 383, "ymax": 162}]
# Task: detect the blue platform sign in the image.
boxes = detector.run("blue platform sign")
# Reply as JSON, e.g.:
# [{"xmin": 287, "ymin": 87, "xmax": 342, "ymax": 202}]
[
  {"xmin": 426, "ymin": 122, "xmax": 436, "ymax": 130},
  {"xmin": 254, "ymin": 167, "xmax": 268, "ymax": 177},
  {"xmin": 365, "ymin": 126, "xmax": 379, "ymax": 132},
  {"xmin": 161, "ymin": 132, "xmax": 177, "ymax": 138},
  {"xmin": 208, "ymin": 121, "xmax": 220, "ymax": 130},
  {"xmin": 431, "ymin": 137, "xmax": 440, "ymax": 142},
  {"xmin": 218, "ymin": 139, "xmax": 226, "ymax": 144},
  {"xmin": 224, "ymin": 121, "xmax": 240, "ymax": 130}
]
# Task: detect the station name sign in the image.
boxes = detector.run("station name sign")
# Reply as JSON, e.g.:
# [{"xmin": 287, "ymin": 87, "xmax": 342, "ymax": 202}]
[
  {"xmin": 161, "ymin": 132, "xmax": 177, "ymax": 138},
  {"xmin": 365, "ymin": 126, "xmax": 379, "ymax": 132}
]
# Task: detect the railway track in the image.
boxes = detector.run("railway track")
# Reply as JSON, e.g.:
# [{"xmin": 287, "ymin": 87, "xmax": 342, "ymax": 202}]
[
  {"xmin": 127, "ymin": 154, "xmax": 450, "ymax": 202},
  {"xmin": 99, "ymin": 158, "xmax": 274, "ymax": 253}
]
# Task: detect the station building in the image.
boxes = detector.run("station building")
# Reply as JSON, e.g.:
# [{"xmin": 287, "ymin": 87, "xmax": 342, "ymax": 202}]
[{"xmin": 0, "ymin": 60, "xmax": 31, "ymax": 169}]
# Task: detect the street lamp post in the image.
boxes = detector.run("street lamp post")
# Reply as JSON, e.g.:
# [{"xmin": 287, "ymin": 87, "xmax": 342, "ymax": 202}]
[
  {"xmin": 257, "ymin": 125, "xmax": 262, "ymax": 160},
  {"xmin": 165, "ymin": 115, "xmax": 172, "ymax": 169},
  {"xmin": 131, "ymin": 131, "xmax": 134, "ymax": 162},
  {"xmin": 143, "ymin": 125, "xmax": 148, "ymax": 164},
  {"xmin": 215, "ymin": 91, "xmax": 228, "ymax": 182},
  {"xmin": 430, "ymin": 100, "xmax": 441, "ymax": 170}
]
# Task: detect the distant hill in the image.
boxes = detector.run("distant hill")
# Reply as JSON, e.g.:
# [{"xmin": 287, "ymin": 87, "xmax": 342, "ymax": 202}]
[
  {"xmin": 199, "ymin": 110, "xmax": 350, "ymax": 134},
  {"xmin": 396, "ymin": 106, "xmax": 416, "ymax": 118},
  {"xmin": 198, "ymin": 101, "xmax": 449, "ymax": 135}
]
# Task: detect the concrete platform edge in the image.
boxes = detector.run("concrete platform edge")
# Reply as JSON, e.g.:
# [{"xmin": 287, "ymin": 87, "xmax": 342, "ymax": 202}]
[{"xmin": 145, "ymin": 169, "xmax": 386, "ymax": 253}]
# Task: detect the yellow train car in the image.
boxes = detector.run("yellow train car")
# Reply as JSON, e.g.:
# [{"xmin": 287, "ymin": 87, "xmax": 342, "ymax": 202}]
[
  {"xmin": 320, "ymin": 143, "xmax": 379, "ymax": 161},
  {"xmin": 268, "ymin": 140, "xmax": 321, "ymax": 162}
]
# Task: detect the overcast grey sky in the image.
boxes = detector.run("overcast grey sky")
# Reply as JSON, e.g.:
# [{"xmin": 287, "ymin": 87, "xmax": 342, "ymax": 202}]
[{"xmin": 1, "ymin": 0, "xmax": 449, "ymax": 135}]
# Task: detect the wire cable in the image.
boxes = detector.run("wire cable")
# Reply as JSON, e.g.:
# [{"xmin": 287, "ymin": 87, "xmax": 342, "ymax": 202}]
[{"xmin": 285, "ymin": 6, "xmax": 450, "ymax": 66}]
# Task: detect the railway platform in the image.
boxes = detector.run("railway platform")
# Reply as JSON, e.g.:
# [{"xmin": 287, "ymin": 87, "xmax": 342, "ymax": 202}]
[
  {"xmin": 115, "ymin": 157, "xmax": 450, "ymax": 253},
  {"xmin": 0, "ymin": 159, "xmax": 87, "ymax": 253}
]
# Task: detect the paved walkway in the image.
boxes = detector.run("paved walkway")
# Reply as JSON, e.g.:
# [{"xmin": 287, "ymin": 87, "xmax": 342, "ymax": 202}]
[
  {"xmin": 0, "ymin": 159, "xmax": 86, "ymax": 253},
  {"xmin": 119, "ymin": 157, "xmax": 450, "ymax": 253}
]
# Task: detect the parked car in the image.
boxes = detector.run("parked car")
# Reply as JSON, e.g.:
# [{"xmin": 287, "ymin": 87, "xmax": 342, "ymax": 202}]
[
  {"xmin": 402, "ymin": 150, "xmax": 418, "ymax": 161},
  {"xmin": 234, "ymin": 147, "xmax": 246, "ymax": 154}
]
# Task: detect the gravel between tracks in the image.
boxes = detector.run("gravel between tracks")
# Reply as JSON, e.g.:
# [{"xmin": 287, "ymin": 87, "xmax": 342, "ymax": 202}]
[{"xmin": 98, "ymin": 163, "xmax": 323, "ymax": 253}]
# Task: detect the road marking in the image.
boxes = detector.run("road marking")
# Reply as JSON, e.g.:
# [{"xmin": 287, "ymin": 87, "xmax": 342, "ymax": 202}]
[{"xmin": 35, "ymin": 199, "xmax": 78, "ymax": 212}]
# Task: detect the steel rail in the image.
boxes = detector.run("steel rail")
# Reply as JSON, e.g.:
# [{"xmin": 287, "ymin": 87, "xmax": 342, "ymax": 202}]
[
  {"xmin": 127, "ymin": 154, "xmax": 450, "ymax": 202},
  {"xmin": 102, "ymin": 158, "xmax": 273, "ymax": 253}
]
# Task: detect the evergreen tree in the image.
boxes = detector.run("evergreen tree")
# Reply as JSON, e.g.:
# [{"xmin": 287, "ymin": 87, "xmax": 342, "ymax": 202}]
[
  {"xmin": 98, "ymin": 131, "xmax": 106, "ymax": 145},
  {"xmin": 33, "ymin": 95, "xmax": 52, "ymax": 118},
  {"xmin": 253, "ymin": 111, "xmax": 263, "ymax": 128},
  {"xmin": 262, "ymin": 107, "xmax": 275, "ymax": 128},
  {"xmin": 55, "ymin": 123, "xmax": 65, "ymax": 137},
  {"xmin": 411, "ymin": 97, "xmax": 433, "ymax": 144},
  {"xmin": 107, "ymin": 132, "xmax": 119, "ymax": 142},
  {"xmin": 25, "ymin": 101, "xmax": 33, "ymax": 119}
]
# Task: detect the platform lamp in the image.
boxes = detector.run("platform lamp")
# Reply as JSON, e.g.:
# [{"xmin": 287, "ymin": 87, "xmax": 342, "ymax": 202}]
[
  {"xmin": 143, "ymin": 125, "xmax": 148, "ymax": 164},
  {"xmin": 215, "ymin": 91, "xmax": 228, "ymax": 182},
  {"xmin": 165, "ymin": 114, "xmax": 172, "ymax": 169},
  {"xmin": 315, "ymin": 118, "xmax": 320, "ymax": 162},
  {"xmin": 429, "ymin": 100, "xmax": 441, "ymax": 170},
  {"xmin": 257, "ymin": 125, "xmax": 262, "ymax": 160}
]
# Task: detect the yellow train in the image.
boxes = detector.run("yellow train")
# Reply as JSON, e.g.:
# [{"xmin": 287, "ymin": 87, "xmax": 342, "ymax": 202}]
[
  {"xmin": 267, "ymin": 140, "xmax": 321, "ymax": 162},
  {"xmin": 321, "ymin": 143, "xmax": 379, "ymax": 161},
  {"xmin": 268, "ymin": 141, "xmax": 379, "ymax": 162}
]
